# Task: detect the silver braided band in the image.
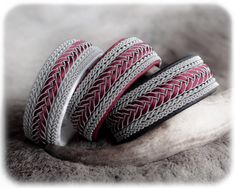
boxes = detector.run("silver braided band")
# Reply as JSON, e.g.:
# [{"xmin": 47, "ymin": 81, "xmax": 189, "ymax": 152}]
[
  {"xmin": 23, "ymin": 40, "xmax": 76, "ymax": 139},
  {"xmin": 23, "ymin": 40, "xmax": 103, "ymax": 146},
  {"xmin": 46, "ymin": 46, "xmax": 103, "ymax": 145},
  {"xmin": 107, "ymin": 56, "xmax": 219, "ymax": 143},
  {"xmin": 83, "ymin": 51, "xmax": 161, "ymax": 140},
  {"xmin": 69, "ymin": 37, "xmax": 162, "ymax": 141},
  {"xmin": 67, "ymin": 37, "xmax": 143, "ymax": 116},
  {"xmin": 113, "ymin": 79, "xmax": 218, "ymax": 142},
  {"xmin": 111, "ymin": 56, "xmax": 204, "ymax": 114}
]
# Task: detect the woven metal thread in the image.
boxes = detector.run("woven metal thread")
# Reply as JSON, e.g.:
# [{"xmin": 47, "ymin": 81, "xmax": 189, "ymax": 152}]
[
  {"xmin": 107, "ymin": 56, "xmax": 219, "ymax": 142},
  {"xmin": 69, "ymin": 38, "xmax": 162, "ymax": 141},
  {"xmin": 23, "ymin": 40, "xmax": 103, "ymax": 145},
  {"xmin": 113, "ymin": 79, "xmax": 218, "ymax": 142}
]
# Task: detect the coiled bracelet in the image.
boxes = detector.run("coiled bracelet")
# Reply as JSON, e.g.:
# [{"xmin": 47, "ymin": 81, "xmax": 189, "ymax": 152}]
[
  {"xmin": 23, "ymin": 38, "xmax": 218, "ymax": 147},
  {"xmin": 107, "ymin": 55, "xmax": 219, "ymax": 143},
  {"xmin": 68, "ymin": 37, "xmax": 162, "ymax": 141},
  {"xmin": 23, "ymin": 40, "xmax": 103, "ymax": 145}
]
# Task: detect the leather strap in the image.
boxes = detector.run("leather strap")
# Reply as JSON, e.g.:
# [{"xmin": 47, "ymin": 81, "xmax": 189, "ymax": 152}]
[{"xmin": 107, "ymin": 56, "xmax": 219, "ymax": 143}]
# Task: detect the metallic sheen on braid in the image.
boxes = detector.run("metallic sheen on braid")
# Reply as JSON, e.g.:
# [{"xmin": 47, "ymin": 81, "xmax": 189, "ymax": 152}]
[
  {"xmin": 112, "ymin": 56, "xmax": 204, "ymax": 114},
  {"xmin": 107, "ymin": 56, "xmax": 219, "ymax": 143},
  {"xmin": 69, "ymin": 37, "xmax": 162, "ymax": 141},
  {"xmin": 23, "ymin": 40, "xmax": 103, "ymax": 145},
  {"xmin": 113, "ymin": 79, "xmax": 218, "ymax": 142},
  {"xmin": 67, "ymin": 37, "xmax": 143, "ymax": 116},
  {"xmin": 23, "ymin": 39, "xmax": 76, "ymax": 139}
]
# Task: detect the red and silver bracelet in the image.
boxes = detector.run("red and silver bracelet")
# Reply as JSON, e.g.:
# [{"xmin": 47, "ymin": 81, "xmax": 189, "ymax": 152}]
[
  {"xmin": 106, "ymin": 55, "xmax": 219, "ymax": 143},
  {"xmin": 68, "ymin": 37, "xmax": 162, "ymax": 141},
  {"xmin": 23, "ymin": 40, "xmax": 103, "ymax": 146}
]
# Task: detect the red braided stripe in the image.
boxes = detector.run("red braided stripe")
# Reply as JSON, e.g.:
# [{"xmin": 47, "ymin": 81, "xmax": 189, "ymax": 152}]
[
  {"xmin": 92, "ymin": 60, "xmax": 160, "ymax": 140},
  {"xmin": 108, "ymin": 64, "xmax": 212, "ymax": 130},
  {"xmin": 74, "ymin": 38, "xmax": 126, "ymax": 92},
  {"xmin": 99, "ymin": 38, "xmax": 126, "ymax": 59},
  {"xmin": 71, "ymin": 42, "xmax": 155, "ymax": 137},
  {"xmin": 31, "ymin": 40, "xmax": 91, "ymax": 144}
]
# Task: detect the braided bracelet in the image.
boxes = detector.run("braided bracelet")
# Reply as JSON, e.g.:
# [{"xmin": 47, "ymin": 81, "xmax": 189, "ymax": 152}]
[
  {"xmin": 106, "ymin": 55, "xmax": 219, "ymax": 143},
  {"xmin": 68, "ymin": 37, "xmax": 162, "ymax": 141},
  {"xmin": 23, "ymin": 40, "xmax": 103, "ymax": 146}
]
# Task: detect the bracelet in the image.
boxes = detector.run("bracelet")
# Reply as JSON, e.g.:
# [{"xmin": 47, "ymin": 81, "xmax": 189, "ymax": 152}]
[
  {"xmin": 68, "ymin": 37, "xmax": 162, "ymax": 141},
  {"xmin": 23, "ymin": 40, "xmax": 103, "ymax": 146},
  {"xmin": 106, "ymin": 55, "xmax": 219, "ymax": 143}
]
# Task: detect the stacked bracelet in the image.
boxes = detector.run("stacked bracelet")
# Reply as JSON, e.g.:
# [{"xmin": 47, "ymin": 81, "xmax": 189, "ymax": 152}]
[
  {"xmin": 68, "ymin": 37, "xmax": 162, "ymax": 141},
  {"xmin": 106, "ymin": 56, "xmax": 219, "ymax": 143},
  {"xmin": 23, "ymin": 37, "xmax": 219, "ymax": 148},
  {"xmin": 23, "ymin": 40, "xmax": 103, "ymax": 146}
]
